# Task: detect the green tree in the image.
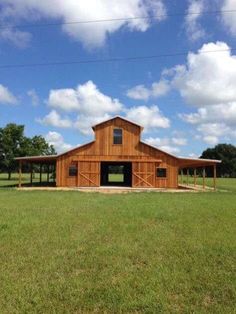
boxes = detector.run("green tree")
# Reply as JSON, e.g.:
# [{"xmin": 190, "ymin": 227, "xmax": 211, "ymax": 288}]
[
  {"xmin": 0, "ymin": 124, "xmax": 57, "ymax": 179},
  {"xmin": 0, "ymin": 124, "xmax": 25, "ymax": 179},
  {"xmin": 201, "ymin": 144, "xmax": 236, "ymax": 177},
  {"xmin": 27, "ymin": 135, "xmax": 56, "ymax": 156}
]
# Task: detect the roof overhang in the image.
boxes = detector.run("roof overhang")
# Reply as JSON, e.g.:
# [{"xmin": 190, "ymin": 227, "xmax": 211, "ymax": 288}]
[
  {"xmin": 15, "ymin": 155, "xmax": 57, "ymax": 163},
  {"xmin": 178, "ymin": 157, "xmax": 221, "ymax": 168},
  {"xmin": 92, "ymin": 115, "xmax": 144, "ymax": 131}
]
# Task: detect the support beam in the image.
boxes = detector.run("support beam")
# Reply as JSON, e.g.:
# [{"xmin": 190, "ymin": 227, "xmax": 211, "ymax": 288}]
[
  {"xmin": 203, "ymin": 167, "xmax": 206, "ymax": 190},
  {"xmin": 213, "ymin": 164, "xmax": 216, "ymax": 191},
  {"xmin": 181, "ymin": 169, "xmax": 183, "ymax": 184},
  {"xmin": 18, "ymin": 160, "xmax": 22, "ymax": 188},
  {"xmin": 47, "ymin": 164, "xmax": 50, "ymax": 183},
  {"xmin": 39, "ymin": 164, "xmax": 42, "ymax": 184},
  {"xmin": 30, "ymin": 163, "xmax": 33, "ymax": 186},
  {"xmin": 194, "ymin": 168, "xmax": 197, "ymax": 186},
  {"xmin": 187, "ymin": 169, "xmax": 189, "ymax": 186}
]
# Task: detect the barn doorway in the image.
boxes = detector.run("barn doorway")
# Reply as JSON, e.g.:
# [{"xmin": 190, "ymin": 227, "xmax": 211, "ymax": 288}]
[{"xmin": 100, "ymin": 162, "xmax": 132, "ymax": 187}]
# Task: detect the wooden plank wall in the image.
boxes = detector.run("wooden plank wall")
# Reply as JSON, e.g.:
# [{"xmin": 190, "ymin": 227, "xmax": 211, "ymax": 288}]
[{"xmin": 56, "ymin": 117, "xmax": 179, "ymax": 188}]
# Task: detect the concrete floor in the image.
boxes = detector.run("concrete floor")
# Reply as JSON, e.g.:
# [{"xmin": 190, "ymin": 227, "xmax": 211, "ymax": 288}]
[{"xmin": 17, "ymin": 184, "xmax": 215, "ymax": 193}]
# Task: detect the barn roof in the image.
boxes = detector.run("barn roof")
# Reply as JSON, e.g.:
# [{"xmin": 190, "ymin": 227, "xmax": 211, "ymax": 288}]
[
  {"xmin": 15, "ymin": 155, "xmax": 57, "ymax": 163},
  {"xmin": 15, "ymin": 116, "xmax": 221, "ymax": 166},
  {"xmin": 92, "ymin": 115, "xmax": 144, "ymax": 131},
  {"xmin": 141, "ymin": 141, "xmax": 221, "ymax": 166}
]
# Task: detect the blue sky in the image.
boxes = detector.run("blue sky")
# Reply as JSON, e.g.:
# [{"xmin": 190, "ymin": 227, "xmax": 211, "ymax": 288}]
[{"xmin": 0, "ymin": 0, "xmax": 236, "ymax": 156}]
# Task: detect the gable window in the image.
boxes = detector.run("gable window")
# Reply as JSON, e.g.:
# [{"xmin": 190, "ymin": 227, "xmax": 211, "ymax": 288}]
[
  {"xmin": 156, "ymin": 168, "xmax": 167, "ymax": 178},
  {"xmin": 69, "ymin": 163, "xmax": 78, "ymax": 177},
  {"xmin": 113, "ymin": 128, "xmax": 122, "ymax": 144}
]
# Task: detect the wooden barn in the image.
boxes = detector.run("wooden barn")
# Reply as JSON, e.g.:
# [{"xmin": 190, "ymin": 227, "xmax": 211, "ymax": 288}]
[{"xmin": 16, "ymin": 116, "xmax": 221, "ymax": 189}]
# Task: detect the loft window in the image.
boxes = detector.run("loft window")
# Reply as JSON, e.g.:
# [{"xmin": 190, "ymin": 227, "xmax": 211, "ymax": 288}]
[
  {"xmin": 156, "ymin": 168, "xmax": 167, "ymax": 178},
  {"xmin": 113, "ymin": 128, "xmax": 122, "ymax": 144},
  {"xmin": 69, "ymin": 163, "xmax": 78, "ymax": 177}
]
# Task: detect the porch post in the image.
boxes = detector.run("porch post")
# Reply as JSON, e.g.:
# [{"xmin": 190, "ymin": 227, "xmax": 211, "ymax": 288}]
[
  {"xmin": 39, "ymin": 164, "xmax": 42, "ymax": 183},
  {"xmin": 18, "ymin": 160, "xmax": 22, "ymax": 188},
  {"xmin": 213, "ymin": 164, "xmax": 216, "ymax": 191},
  {"xmin": 194, "ymin": 168, "xmax": 197, "ymax": 186},
  {"xmin": 47, "ymin": 164, "xmax": 50, "ymax": 183},
  {"xmin": 77, "ymin": 161, "xmax": 80, "ymax": 187},
  {"xmin": 203, "ymin": 167, "xmax": 206, "ymax": 190},
  {"xmin": 30, "ymin": 163, "xmax": 33, "ymax": 186},
  {"xmin": 187, "ymin": 168, "xmax": 189, "ymax": 186},
  {"xmin": 181, "ymin": 169, "xmax": 183, "ymax": 184}
]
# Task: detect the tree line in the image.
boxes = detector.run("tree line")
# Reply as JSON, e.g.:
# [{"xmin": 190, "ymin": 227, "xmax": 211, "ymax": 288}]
[
  {"xmin": 0, "ymin": 123, "xmax": 56, "ymax": 179},
  {"xmin": 201, "ymin": 144, "xmax": 236, "ymax": 178},
  {"xmin": 0, "ymin": 123, "xmax": 236, "ymax": 179}
]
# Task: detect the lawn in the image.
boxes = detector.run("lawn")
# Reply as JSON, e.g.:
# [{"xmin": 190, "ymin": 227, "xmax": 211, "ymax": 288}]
[
  {"xmin": 0, "ymin": 177, "xmax": 235, "ymax": 312},
  {"xmin": 0, "ymin": 173, "xmax": 55, "ymax": 188}
]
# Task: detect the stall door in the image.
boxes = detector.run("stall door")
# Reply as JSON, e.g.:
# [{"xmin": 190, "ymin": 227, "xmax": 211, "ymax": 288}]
[
  {"xmin": 132, "ymin": 162, "xmax": 155, "ymax": 188},
  {"xmin": 78, "ymin": 161, "xmax": 100, "ymax": 187}
]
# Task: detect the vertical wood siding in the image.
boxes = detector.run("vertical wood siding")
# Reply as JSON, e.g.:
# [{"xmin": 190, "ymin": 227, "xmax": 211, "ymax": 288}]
[{"xmin": 56, "ymin": 117, "xmax": 179, "ymax": 188}]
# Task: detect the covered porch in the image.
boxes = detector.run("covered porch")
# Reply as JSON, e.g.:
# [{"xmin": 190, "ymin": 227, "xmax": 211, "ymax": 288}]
[
  {"xmin": 178, "ymin": 158, "xmax": 221, "ymax": 191},
  {"xmin": 15, "ymin": 155, "xmax": 57, "ymax": 187}
]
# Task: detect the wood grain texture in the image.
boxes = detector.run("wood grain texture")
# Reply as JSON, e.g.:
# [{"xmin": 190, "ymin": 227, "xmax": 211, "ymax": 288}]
[{"xmin": 56, "ymin": 117, "xmax": 179, "ymax": 188}]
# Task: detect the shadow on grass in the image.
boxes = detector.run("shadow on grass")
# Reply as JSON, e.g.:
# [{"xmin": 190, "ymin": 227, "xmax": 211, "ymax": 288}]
[{"xmin": 0, "ymin": 181, "xmax": 56, "ymax": 188}]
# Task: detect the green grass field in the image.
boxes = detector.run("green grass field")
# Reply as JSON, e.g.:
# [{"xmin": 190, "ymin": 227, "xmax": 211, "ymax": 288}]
[{"xmin": 0, "ymin": 175, "xmax": 235, "ymax": 313}]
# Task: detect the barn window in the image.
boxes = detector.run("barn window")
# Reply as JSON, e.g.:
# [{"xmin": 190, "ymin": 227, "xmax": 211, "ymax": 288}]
[
  {"xmin": 69, "ymin": 163, "xmax": 78, "ymax": 177},
  {"xmin": 113, "ymin": 128, "xmax": 122, "ymax": 144},
  {"xmin": 156, "ymin": 168, "xmax": 167, "ymax": 178}
]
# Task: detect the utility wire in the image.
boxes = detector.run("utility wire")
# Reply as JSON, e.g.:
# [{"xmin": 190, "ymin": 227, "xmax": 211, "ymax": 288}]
[
  {"xmin": 0, "ymin": 48, "xmax": 234, "ymax": 69},
  {"xmin": 0, "ymin": 9, "xmax": 235, "ymax": 29}
]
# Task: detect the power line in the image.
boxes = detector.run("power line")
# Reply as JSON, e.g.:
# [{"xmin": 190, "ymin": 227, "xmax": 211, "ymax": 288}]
[
  {"xmin": 0, "ymin": 48, "xmax": 234, "ymax": 70},
  {"xmin": 0, "ymin": 9, "xmax": 235, "ymax": 29}
]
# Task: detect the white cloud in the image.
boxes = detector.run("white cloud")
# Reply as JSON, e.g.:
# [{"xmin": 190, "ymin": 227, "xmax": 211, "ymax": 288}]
[
  {"xmin": 126, "ymin": 85, "xmax": 150, "ymax": 101},
  {"xmin": 74, "ymin": 113, "xmax": 111, "ymax": 136},
  {"xmin": 48, "ymin": 80, "xmax": 123, "ymax": 116},
  {"xmin": 126, "ymin": 80, "xmax": 170, "ymax": 100},
  {"xmin": 170, "ymin": 42, "xmax": 236, "ymax": 145},
  {"xmin": 144, "ymin": 137, "xmax": 180, "ymax": 154},
  {"xmin": 189, "ymin": 152, "xmax": 199, "ymax": 158},
  {"xmin": 202, "ymin": 135, "xmax": 219, "ymax": 146},
  {"xmin": 0, "ymin": 0, "xmax": 166, "ymax": 49},
  {"xmin": 221, "ymin": 0, "xmax": 236, "ymax": 35},
  {"xmin": 169, "ymin": 42, "xmax": 236, "ymax": 107},
  {"xmin": 42, "ymin": 82, "xmax": 171, "ymax": 135},
  {"xmin": 180, "ymin": 102, "xmax": 236, "ymax": 125},
  {"xmin": 38, "ymin": 110, "xmax": 72, "ymax": 128},
  {"xmin": 0, "ymin": 84, "xmax": 18, "ymax": 104},
  {"xmin": 184, "ymin": 0, "xmax": 206, "ymax": 41},
  {"xmin": 125, "ymin": 105, "xmax": 170, "ymax": 130},
  {"xmin": 45, "ymin": 131, "xmax": 73, "ymax": 154},
  {"xmin": 27, "ymin": 89, "xmax": 39, "ymax": 106},
  {"xmin": 0, "ymin": 27, "xmax": 31, "ymax": 48},
  {"xmin": 197, "ymin": 123, "xmax": 232, "ymax": 138},
  {"xmin": 172, "ymin": 137, "xmax": 187, "ymax": 146}
]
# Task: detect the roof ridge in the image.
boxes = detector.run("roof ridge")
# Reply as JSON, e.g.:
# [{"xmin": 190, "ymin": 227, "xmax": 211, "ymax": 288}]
[{"xmin": 91, "ymin": 115, "xmax": 144, "ymax": 130}]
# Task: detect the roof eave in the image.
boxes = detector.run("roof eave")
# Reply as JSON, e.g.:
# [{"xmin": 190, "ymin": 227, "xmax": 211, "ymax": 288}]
[{"xmin": 92, "ymin": 115, "xmax": 144, "ymax": 131}]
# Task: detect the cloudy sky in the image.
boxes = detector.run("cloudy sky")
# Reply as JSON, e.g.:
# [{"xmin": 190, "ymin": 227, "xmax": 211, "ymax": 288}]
[{"xmin": 0, "ymin": 0, "xmax": 236, "ymax": 155}]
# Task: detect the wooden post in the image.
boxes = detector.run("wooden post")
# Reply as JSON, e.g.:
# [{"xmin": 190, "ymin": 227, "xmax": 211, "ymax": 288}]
[
  {"xmin": 187, "ymin": 169, "xmax": 189, "ymax": 186},
  {"xmin": 181, "ymin": 169, "xmax": 183, "ymax": 184},
  {"xmin": 39, "ymin": 164, "xmax": 42, "ymax": 184},
  {"xmin": 47, "ymin": 164, "xmax": 50, "ymax": 183},
  {"xmin": 18, "ymin": 160, "xmax": 22, "ymax": 188},
  {"xmin": 54, "ymin": 164, "xmax": 56, "ymax": 183},
  {"xmin": 203, "ymin": 167, "xmax": 206, "ymax": 190},
  {"xmin": 213, "ymin": 164, "xmax": 216, "ymax": 191},
  {"xmin": 77, "ymin": 161, "xmax": 80, "ymax": 187},
  {"xmin": 30, "ymin": 163, "xmax": 33, "ymax": 186},
  {"xmin": 194, "ymin": 168, "xmax": 197, "ymax": 186}
]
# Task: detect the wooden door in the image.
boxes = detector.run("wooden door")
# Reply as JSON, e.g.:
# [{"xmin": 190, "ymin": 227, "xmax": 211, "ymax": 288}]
[
  {"xmin": 132, "ymin": 162, "xmax": 155, "ymax": 188},
  {"xmin": 78, "ymin": 161, "xmax": 100, "ymax": 187}
]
